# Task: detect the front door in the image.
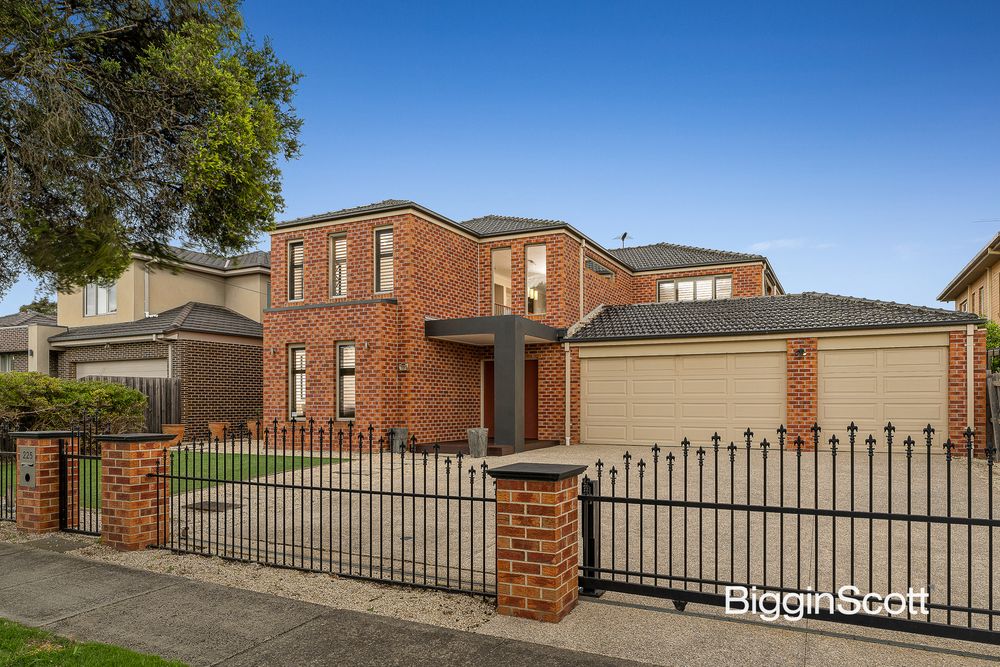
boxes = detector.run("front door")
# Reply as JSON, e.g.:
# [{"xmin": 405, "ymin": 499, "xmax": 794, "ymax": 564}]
[{"xmin": 484, "ymin": 360, "xmax": 539, "ymax": 440}]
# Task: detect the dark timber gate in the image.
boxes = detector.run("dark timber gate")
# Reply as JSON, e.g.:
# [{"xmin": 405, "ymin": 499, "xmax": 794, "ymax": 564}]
[{"xmin": 579, "ymin": 423, "xmax": 1000, "ymax": 645}]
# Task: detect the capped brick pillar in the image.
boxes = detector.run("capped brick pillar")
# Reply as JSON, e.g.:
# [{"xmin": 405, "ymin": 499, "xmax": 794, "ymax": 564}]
[
  {"xmin": 488, "ymin": 463, "xmax": 588, "ymax": 622},
  {"xmin": 785, "ymin": 338, "xmax": 818, "ymax": 447},
  {"xmin": 12, "ymin": 432, "xmax": 73, "ymax": 534},
  {"xmin": 949, "ymin": 327, "xmax": 987, "ymax": 456},
  {"xmin": 100, "ymin": 434, "xmax": 172, "ymax": 551}
]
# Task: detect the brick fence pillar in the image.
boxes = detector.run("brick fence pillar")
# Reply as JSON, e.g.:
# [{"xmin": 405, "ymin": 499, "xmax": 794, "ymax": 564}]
[
  {"xmin": 100, "ymin": 434, "xmax": 171, "ymax": 551},
  {"xmin": 949, "ymin": 327, "xmax": 987, "ymax": 456},
  {"xmin": 786, "ymin": 338, "xmax": 818, "ymax": 447},
  {"xmin": 12, "ymin": 432, "xmax": 73, "ymax": 534},
  {"xmin": 488, "ymin": 463, "xmax": 588, "ymax": 622}
]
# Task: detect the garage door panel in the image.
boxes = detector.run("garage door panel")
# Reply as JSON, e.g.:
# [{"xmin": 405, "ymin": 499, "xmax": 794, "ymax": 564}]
[
  {"xmin": 822, "ymin": 349, "xmax": 877, "ymax": 368},
  {"xmin": 632, "ymin": 378, "xmax": 675, "ymax": 395},
  {"xmin": 633, "ymin": 403, "xmax": 673, "ymax": 418},
  {"xmin": 884, "ymin": 347, "xmax": 946, "ymax": 368},
  {"xmin": 883, "ymin": 376, "xmax": 945, "ymax": 395},
  {"xmin": 581, "ymin": 352, "xmax": 786, "ymax": 446},
  {"xmin": 76, "ymin": 359, "xmax": 168, "ymax": 379},
  {"xmin": 681, "ymin": 378, "xmax": 727, "ymax": 395},
  {"xmin": 821, "ymin": 376, "xmax": 878, "ymax": 395},
  {"xmin": 733, "ymin": 377, "xmax": 783, "ymax": 395},
  {"xmin": 819, "ymin": 346, "xmax": 947, "ymax": 445}
]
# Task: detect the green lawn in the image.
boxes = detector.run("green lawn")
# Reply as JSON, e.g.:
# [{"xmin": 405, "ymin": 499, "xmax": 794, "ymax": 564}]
[
  {"xmin": 0, "ymin": 618, "xmax": 185, "ymax": 666},
  {"xmin": 0, "ymin": 451, "xmax": 336, "ymax": 509}
]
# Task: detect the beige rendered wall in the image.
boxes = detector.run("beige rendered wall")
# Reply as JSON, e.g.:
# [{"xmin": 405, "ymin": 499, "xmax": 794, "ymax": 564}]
[
  {"xmin": 224, "ymin": 274, "xmax": 268, "ymax": 322},
  {"xmin": 146, "ymin": 263, "xmax": 226, "ymax": 315},
  {"xmin": 57, "ymin": 261, "xmax": 142, "ymax": 327}
]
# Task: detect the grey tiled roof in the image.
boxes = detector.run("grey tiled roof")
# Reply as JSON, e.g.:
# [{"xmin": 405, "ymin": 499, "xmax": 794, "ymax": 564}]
[
  {"xmin": 567, "ymin": 293, "xmax": 983, "ymax": 341},
  {"xmin": 606, "ymin": 242, "xmax": 763, "ymax": 271},
  {"xmin": 584, "ymin": 258, "xmax": 614, "ymax": 276},
  {"xmin": 48, "ymin": 302, "xmax": 261, "ymax": 343},
  {"xmin": 277, "ymin": 200, "xmax": 418, "ymax": 228},
  {"xmin": 459, "ymin": 214, "xmax": 566, "ymax": 236},
  {"xmin": 0, "ymin": 311, "xmax": 57, "ymax": 327},
  {"xmin": 162, "ymin": 246, "xmax": 270, "ymax": 271}
]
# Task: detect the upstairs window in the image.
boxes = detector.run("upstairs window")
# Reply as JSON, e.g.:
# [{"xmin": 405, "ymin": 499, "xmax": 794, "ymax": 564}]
[
  {"xmin": 375, "ymin": 228, "xmax": 394, "ymax": 293},
  {"xmin": 525, "ymin": 244, "xmax": 547, "ymax": 315},
  {"xmin": 980, "ymin": 286, "xmax": 986, "ymax": 315},
  {"xmin": 330, "ymin": 235, "xmax": 347, "ymax": 297},
  {"xmin": 289, "ymin": 346, "xmax": 306, "ymax": 418},
  {"xmin": 84, "ymin": 283, "xmax": 117, "ymax": 316},
  {"xmin": 960, "ymin": 300, "xmax": 968, "ymax": 312},
  {"xmin": 658, "ymin": 275, "xmax": 733, "ymax": 303},
  {"xmin": 288, "ymin": 240, "xmax": 304, "ymax": 301},
  {"xmin": 491, "ymin": 247, "xmax": 512, "ymax": 315},
  {"xmin": 338, "ymin": 342, "xmax": 356, "ymax": 420}
]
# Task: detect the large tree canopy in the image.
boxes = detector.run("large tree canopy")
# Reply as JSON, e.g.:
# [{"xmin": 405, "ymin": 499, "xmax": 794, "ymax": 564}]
[{"xmin": 0, "ymin": 0, "xmax": 302, "ymax": 296}]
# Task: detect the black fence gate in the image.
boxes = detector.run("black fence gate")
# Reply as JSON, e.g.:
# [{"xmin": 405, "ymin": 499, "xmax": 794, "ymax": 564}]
[
  {"xmin": 151, "ymin": 421, "xmax": 497, "ymax": 597},
  {"xmin": 58, "ymin": 421, "xmax": 104, "ymax": 536},
  {"xmin": 579, "ymin": 423, "xmax": 1000, "ymax": 645},
  {"xmin": 1, "ymin": 423, "xmax": 14, "ymax": 522}
]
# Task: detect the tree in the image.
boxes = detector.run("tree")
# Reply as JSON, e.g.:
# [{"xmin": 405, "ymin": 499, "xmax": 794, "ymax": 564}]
[
  {"xmin": 19, "ymin": 295, "xmax": 57, "ymax": 316},
  {"xmin": 0, "ymin": 0, "xmax": 302, "ymax": 298}
]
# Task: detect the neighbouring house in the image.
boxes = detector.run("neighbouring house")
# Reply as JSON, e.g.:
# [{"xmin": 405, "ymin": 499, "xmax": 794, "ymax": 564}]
[
  {"xmin": 938, "ymin": 231, "xmax": 1000, "ymax": 320},
  {"xmin": 40, "ymin": 247, "xmax": 270, "ymax": 439},
  {"xmin": 0, "ymin": 311, "xmax": 64, "ymax": 375},
  {"xmin": 264, "ymin": 199, "xmax": 985, "ymax": 453}
]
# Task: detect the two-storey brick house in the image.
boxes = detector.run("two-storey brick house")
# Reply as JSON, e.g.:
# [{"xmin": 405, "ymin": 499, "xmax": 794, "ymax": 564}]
[{"xmin": 265, "ymin": 199, "xmax": 985, "ymax": 452}]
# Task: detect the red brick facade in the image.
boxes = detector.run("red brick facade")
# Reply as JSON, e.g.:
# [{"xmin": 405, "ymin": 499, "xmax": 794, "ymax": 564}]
[
  {"xmin": 785, "ymin": 338, "xmax": 819, "ymax": 447},
  {"xmin": 14, "ymin": 434, "xmax": 65, "ymax": 534},
  {"xmin": 495, "ymin": 475, "xmax": 582, "ymax": 622},
  {"xmin": 630, "ymin": 263, "xmax": 765, "ymax": 304},
  {"xmin": 948, "ymin": 328, "xmax": 987, "ymax": 455},
  {"xmin": 100, "ymin": 436, "xmax": 171, "ymax": 551}
]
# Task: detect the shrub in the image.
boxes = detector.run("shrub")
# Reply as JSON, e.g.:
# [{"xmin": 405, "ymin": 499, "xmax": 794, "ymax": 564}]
[
  {"xmin": 0, "ymin": 372, "xmax": 146, "ymax": 433},
  {"xmin": 988, "ymin": 321, "xmax": 1000, "ymax": 372}
]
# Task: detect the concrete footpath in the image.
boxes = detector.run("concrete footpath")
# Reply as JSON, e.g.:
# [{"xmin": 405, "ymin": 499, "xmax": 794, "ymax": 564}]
[{"xmin": 0, "ymin": 541, "xmax": 631, "ymax": 666}]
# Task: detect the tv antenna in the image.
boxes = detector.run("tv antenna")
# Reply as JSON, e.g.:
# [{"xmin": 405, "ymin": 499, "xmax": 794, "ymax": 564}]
[{"xmin": 614, "ymin": 232, "xmax": 633, "ymax": 248}]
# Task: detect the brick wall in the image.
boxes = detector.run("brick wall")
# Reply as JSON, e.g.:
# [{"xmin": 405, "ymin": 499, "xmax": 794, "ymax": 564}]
[
  {"xmin": 785, "ymin": 338, "xmax": 818, "ymax": 447},
  {"xmin": 0, "ymin": 327, "xmax": 27, "ymax": 354},
  {"xmin": 1, "ymin": 352, "xmax": 28, "ymax": 372},
  {"xmin": 948, "ymin": 328, "xmax": 987, "ymax": 454},
  {"xmin": 582, "ymin": 250, "xmax": 633, "ymax": 314},
  {"xmin": 174, "ymin": 339, "xmax": 263, "ymax": 440},
  {"xmin": 630, "ymin": 263, "xmax": 765, "ymax": 303}
]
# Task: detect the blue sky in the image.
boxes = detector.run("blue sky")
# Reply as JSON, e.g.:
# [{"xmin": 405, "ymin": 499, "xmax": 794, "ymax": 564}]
[{"xmin": 3, "ymin": 0, "xmax": 998, "ymax": 312}]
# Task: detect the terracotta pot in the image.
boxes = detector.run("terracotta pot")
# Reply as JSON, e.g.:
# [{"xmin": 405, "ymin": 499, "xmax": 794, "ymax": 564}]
[
  {"xmin": 160, "ymin": 424, "xmax": 185, "ymax": 447},
  {"xmin": 208, "ymin": 421, "xmax": 229, "ymax": 443}
]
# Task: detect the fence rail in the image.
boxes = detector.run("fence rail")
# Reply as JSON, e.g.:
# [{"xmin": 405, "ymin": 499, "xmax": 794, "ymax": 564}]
[
  {"xmin": 1, "ymin": 423, "xmax": 14, "ymax": 522},
  {"xmin": 151, "ymin": 421, "xmax": 497, "ymax": 597},
  {"xmin": 579, "ymin": 422, "xmax": 999, "ymax": 645}
]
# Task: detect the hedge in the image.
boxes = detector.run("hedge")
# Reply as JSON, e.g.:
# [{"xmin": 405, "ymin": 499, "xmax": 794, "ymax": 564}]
[{"xmin": 0, "ymin": 372, "xmax": 146, "ymax": 433}]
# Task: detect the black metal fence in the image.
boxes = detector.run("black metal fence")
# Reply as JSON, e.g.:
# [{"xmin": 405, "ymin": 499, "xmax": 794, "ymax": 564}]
[
  {"xmin": 579, "ymin": 423, "xmax": 999, "ymax": 645},
  {"xmin": 151, "ymin": 420, "xmax": 497, "ymax": 597},
  {"xmin": 1, "ymin": 423, "xmax": 15, "ymax": 522},
  {"xmin": 58, "ymin": 416, "xmax": 108, "ymax": 536}
]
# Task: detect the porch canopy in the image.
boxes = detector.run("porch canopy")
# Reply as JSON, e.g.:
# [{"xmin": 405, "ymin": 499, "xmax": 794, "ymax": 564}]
[{"xmin": 424, "ymin": 315, "xmax": 564, "ymax": 451}]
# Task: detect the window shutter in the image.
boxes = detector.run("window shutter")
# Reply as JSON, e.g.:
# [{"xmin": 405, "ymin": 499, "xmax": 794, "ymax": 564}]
[
  {"xmin": 339, "ymin": 343, "xmax": 356, "ymax": 419},
  {"xmin": 291, "ymin": 347, "xmax": 306, "ymax": 417},
  {"xmin": 376, "ymin": 229, "xmax": 394, "ymax": 292},
  {"xmin": 695, "ymin": 278, "xmax": 713, "ymax": 300},
  {"xmin": 331, "ymin": 236, "xmax": 347, "ymax": 296},
  {"xmin": 677, "ymin": 280, "xmax": 695, "ymax": 301},
  {"xmin": 715, "ymin": 276, "xmax": 732, "ymax": 299},
  {"xmin": 288, "ymin": 242, "xmax": 304, "ymax": 300},
  {"xmin": 658, "ymin": 281, "xmax": 676, "ymax": 302}
]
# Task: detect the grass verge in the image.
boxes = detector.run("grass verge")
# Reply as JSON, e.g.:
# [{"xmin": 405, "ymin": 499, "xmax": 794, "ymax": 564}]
[{"xmin": 0, "ymin": 618, "xmax": 185, "ymax": 666}]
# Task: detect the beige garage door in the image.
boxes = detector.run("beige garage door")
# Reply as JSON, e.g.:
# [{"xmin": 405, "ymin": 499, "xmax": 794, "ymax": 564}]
[
  {"xmin": 818, "ymin": 345, "xmax": 948, "ymax": 440},
  {"xmin": 581, "ymin": 351, "xmax": 786, "ymax": 446},
  {"xmin": 76, "ymin": 358, "xmax": 169, "ymax": 379}
]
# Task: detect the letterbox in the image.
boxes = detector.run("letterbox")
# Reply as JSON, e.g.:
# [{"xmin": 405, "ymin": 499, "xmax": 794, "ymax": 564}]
[{"xmin": 18, "ymin": 446, "xmax": 36, "ymax": 489}]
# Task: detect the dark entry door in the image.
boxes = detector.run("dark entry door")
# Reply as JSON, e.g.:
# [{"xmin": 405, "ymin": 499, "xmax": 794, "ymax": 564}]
[{"xmin": 484, "ymin": 360, "xmax": 539, "ymax": 440}]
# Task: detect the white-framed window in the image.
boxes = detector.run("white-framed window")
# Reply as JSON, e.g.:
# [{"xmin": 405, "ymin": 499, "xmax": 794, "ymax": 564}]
[
  {"xmin": 83, "ymin": 283, "xmax": 117, "ymax": 316},
  {"xmin": 330, "ymin": 234, "xmax": 347, "ymax": 297},
  {"xmin": 960, "ymin": 300, "xmax": 968, "ymax": 312},
  {"xmin": 0, "ymin": 354, "xmax": 14, "ymax": 373},
  {"xmin": 337, "ymin": 342, "xmax": 356, "ymax": 420},
  {"xmin": 288, "ymin": 240, "xmax": 304, "ymax": 301},
  {"xmin": 525, "ymin": 244, "xmax": 547, "ymax": 314},
  {"xmin": 657, "ymin": 275, "xmax": 733, "ymax": 303},
  {"xmin": 374, "ymin": 228, "xmax": 394, "ymax": 293},
  {"xmin": 289, "ymin": 346, "xmax": 306, "ymax": 418}
]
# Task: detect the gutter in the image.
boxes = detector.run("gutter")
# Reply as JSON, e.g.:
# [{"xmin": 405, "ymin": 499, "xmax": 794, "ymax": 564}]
[{"xmin": 937, "ymin": 231, "xmax": 1000, "ymax": 302}]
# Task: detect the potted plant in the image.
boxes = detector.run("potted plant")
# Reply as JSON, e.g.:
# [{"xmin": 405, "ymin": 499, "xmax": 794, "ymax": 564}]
[
  {"xmin": 160, "ymin": 424, "xmax": 185, "ymax": 447},
  {"xmin": 207, "ymin": 421, "xmax": 229, "ymax": 442}
]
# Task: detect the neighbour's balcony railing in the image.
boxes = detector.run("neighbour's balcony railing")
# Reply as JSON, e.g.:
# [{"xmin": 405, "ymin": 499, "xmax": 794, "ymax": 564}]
[{"xmin": 494, "ymin": 303, "xmax": 513, "ymax": 316}]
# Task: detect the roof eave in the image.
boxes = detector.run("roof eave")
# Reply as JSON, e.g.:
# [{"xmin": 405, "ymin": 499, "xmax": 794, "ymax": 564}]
[
  {"xmin": 937, "ymin": 232, "xmax": 1000, "ymax": 302},
  {"xmin": 567, "ymin": 317, "xmax": 985, "ymax": 344}
]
